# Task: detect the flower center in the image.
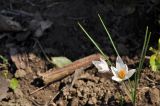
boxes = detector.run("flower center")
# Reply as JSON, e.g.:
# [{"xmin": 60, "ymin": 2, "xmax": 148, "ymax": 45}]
[{"xmin": 118, "ymin": 69, "xmax": 126, "ymax": 79}]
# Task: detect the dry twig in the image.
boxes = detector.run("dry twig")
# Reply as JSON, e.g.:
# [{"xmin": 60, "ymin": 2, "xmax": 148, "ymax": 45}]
[{"xmin": 38, "ymin": 53, "xmax": 102, "ymax": 84}]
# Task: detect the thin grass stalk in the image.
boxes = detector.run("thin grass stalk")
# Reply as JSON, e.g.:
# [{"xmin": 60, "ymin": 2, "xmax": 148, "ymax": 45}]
[
  {"xmin": 158, "ymin": 38, "xmax": 160, "ymax": 50},
  {"xmin": 133, "ymin": 27, "xmax": 151, "ymax": 105},
  {"xmin": 98, "ymin": 14, "xmax": 119, "ymax": 56},
  {"xmin": 78, "ymin": 22, "xmax": 105, "ymax": 56},
  {"xmin": 141, "ymin": 32, "xmax": 151, "ymax": 68},
  {"xmin": 137, "ymin": 32, "xmax": 151, "ymax": 82},
  {"xmin": 120, "ymin": 95, "xmax": 124, "ymax": 106},
  {"xmin": 128, "ymin": 79, "xmax": 133, "ymax": 89},
  {"xmin": 136, "ymin": 27, "xmax": 148, "ymax": 81},
  {"xmin": 78, "ymin": 22, "xmax": 111, "ymax": 65},
  {"xmin": 133, "ymin": 28, "xmax": 148, "ymax": 104},
  {"xmin": 137, "ymin": 32, "xmax": 151, "ymax": 83}
]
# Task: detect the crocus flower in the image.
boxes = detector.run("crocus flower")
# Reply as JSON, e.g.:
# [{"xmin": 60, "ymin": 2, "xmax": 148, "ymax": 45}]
[
  {"xmin": 111, "ymin": 56, "xmax": 136, "ymax": 82},
  {"xmin": 92, "ymin": 58, "xmax": 109, "ymax": 73}
]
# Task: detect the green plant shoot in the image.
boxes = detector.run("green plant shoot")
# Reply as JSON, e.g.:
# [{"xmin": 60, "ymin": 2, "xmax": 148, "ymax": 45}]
[
  {"xmin": 0, "ymin": 55, "xmax": 9, "ymax": 78},
  {"xmin": 149, "ymin": 38, "xmax": 160, "ymax": 71},
  {"xmin": 9, "ymin": 78, "xmax": 19, "ymax": 90}
]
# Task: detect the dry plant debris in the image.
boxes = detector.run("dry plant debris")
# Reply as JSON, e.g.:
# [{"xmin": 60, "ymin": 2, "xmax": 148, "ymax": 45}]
[{"xmin": 38, "ymin": 53, "xmax": 102, "ymax": 84}]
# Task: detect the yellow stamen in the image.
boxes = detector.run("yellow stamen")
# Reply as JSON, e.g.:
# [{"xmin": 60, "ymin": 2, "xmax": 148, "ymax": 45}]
[{"xmin": 118, "ymin": 69, "xmax": 126, "ymax": 79}]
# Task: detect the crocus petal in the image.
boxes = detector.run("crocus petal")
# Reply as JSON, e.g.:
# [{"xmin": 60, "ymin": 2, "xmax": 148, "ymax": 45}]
[
  {"xmin": 124, "ymin": 69, "xmax": 136, "ymax": 80},
  {"xmin": 111, "ymin": 66, "xmax": 118, "ymax": 77},
  {"xmin": 112, "ymin": 76, "xmax": 123, "ymax": 82},
  {"xmin": 124, "ymin": 64, "xmax": 128, "ymax": 73},
  {"xmin": 98, "ymin": 68, "xmax": 109, "ymax": 73},
  {"xmin": 92, "ymin": 61, "xmax": 101, "ymax": 68},
  {"xmin": 100, "ymin": 58, "xmax": 109, "ymax": 68},
  {"xmin": 92, "ymin": 59, "xmax": 109, "ymax": 73},
  {"xmin": 116, "ymin": 56, "xmax": 125, "ymax": 70},
  {"xmin": 98, "ymin": 69, "xmax": 108, "ymax": 73},
  {"xmin": 92, "ymin": 61, "xmax": 103, "ymax": 70}
]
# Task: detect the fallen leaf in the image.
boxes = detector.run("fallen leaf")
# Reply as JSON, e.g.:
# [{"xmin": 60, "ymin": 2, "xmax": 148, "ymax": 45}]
[{"xmin": 51, "ymin": 56, "xmax": 72, "ymax": 68}]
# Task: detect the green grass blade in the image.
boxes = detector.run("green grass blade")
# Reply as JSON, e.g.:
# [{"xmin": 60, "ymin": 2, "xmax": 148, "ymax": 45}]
[
  {"xmin": 78, "ymin": 22, "xmax": 105, "ymax": 56},
  {"xmin": 137, "ymin": 27, "xmax": 148, "ymax": 77},
  {"xmin": 133, "ymin": 26, "xmax": 151, "ymax": 105},
  {"xmin": 98, "ymin": 14, "xmax": 119, "ymax": 56},
  {"xmin": 133, "ymin": 27, "xmax": 148, "ymax": 104},
  {"xmin": 158, "ymin": 38, "xmax": 160, "ymax": 50},
  {"xmin": 78, "ymin": 22, "xmax": 111, "ymax": 64}
]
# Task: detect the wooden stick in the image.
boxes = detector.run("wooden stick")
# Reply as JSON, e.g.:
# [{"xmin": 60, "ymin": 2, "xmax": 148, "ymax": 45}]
[{"xmin": 38, "ymin": 53, "xmax": 102, "ymax": 84}]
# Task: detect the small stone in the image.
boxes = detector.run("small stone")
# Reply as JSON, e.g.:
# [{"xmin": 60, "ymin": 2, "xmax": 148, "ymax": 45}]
[
  {"xmin": 92, "ymin": 97, "xmax": 97, "ymax": 104},
  {"xmin": 83, "ymin": 93, "xmax": 88, "ymax": 99},
  {"xmin": 70, "ymin": 88, "xmax": 76, "ymax": 95},
  {"xmin": 83, "ymin": 87, "xmax": 89, "ymax": 93},
  {"xmin": 90, "ymin": 93, "xmax": 97, "ymax": 97},
  {"xmin": 71, "ymin": 97, "xmax": 79, "ymax": 106},
  {"xmin": 79, "ymin": 98, "xmax": 88, "ymax": 105},
  {"xmin": 15, "ymin": 69, "xmax": 26, "ymax": 78},
  {"xmin": 77, "ymin": 90, "xmax": 82, "ymax": 97},
  {"xmin": 14, "ymin": 88, "xmax": 23, "ymax": 98},
  {"xmin": 94, "ymin": 77, "xmax": 100, "ymax": 83},
  {"xmin": 63, "ymin": 88, "xmax": 70, "ymax": 96},
  {"xmin": 93, "ymin": 87, "xmax": 100, "ymax": 93},
  {"xmin": 88, "ymin": 97, "xmax": 97, "ymax": 105},
  {"xmin": 56, "ymin": 99, "xmax": 67, "ymax": 106},
  {"xmin": 87, "ymin": 81, "xmax": 94, "ymax": 86},
  {"xmin": 100, "ymin": 78, "xmax": 105, "ymax": 83}
]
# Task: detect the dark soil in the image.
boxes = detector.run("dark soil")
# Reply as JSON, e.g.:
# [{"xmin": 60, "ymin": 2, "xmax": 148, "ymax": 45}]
[{"xmin": 0, "ymin": 0, "xmax": 160, "ymax": 106}]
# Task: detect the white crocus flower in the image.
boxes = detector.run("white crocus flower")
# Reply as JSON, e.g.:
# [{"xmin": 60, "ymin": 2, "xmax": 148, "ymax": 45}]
[
  {"xmin": 111, "ymin": 56, "xmax": 136, "ymax": 82},
  {"xmin": 92, "ymin": 58, "xmax": 109, "ymax": 73}
]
